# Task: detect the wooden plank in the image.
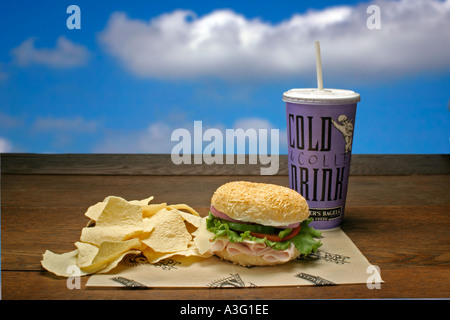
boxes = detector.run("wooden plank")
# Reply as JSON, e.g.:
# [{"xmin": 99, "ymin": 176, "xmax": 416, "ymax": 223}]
[
  {"xmin": 2, "ymin": 204, "xmax": 449, "ymax": 299},
  {"xmin": 2, "ymin": 174, "xmax": 449, "ymax": 208},
  {"xmin": 2, "ymin": 153, "xmax": 449, "ymax": 175},
  {"xmin": 3, "ymin": 204, "xmax": 449, "ymax": 271},
  {"xmin": 1, "ymin": 154, "xmax": 449, "ymax": 300},
  {"xmin": 2, "ymin": 265, "xmax": 449, "ymax": 299},
  {"xmin": 350, "ymin": 154, "xmax": 450, "ymax": 176}
]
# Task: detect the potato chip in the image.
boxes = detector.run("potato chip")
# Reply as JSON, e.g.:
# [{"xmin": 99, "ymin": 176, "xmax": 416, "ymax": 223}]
[
  {"xmin": 75, "ymin": 241, "xmax": 99, "ymax": 268},
  {"xmin": 41, "ymin": 249, "xmax": 88, "ymax": 277},
  {"xmin": 96, "ymin": 196, "xmax": 143, "ymax": 228},
  {"xmin": 97, "ymin": 250, "xmax": 141, "ymax": 274},
  {"xmin": 142, "ymin": 217, "xmax": 155, "ymax": 232},
  {"xmin": 142, "ymin": 241, "xmax": 210, "ymax": 264},
  {"xmin": 128, "ymin": 196, "xmax": 154, "ymax": 206},
  {"xmin": 130, "ymin": 218, "xmax": 155, "ymax": 242},
  {"xmin": 84, "ymin": 201, "xmax": 107, "ymax": 221},
  {"xmin": 176, "ymin": 209, "xmax": 202, "ymax": 228},
  {"xmin": 140, "ymin": 208, "xmax": 192, "ymax": 253},
  {"xmin": 84, "ymin": 196, "xmax": 129, "ymax": 221},
  {"xmin": 168, "ymin": 204, "xmax": 200, "ymax": 216},
  {"xmin": 79, "ymin": 238, "xmax": 142, "ymax": 274},
  {"xmin": 80, "ymin": 197, "xmax": 144, "ymax": 246},
  {"xmin": 85, "ymin": 196, "xmax": 154, "ymax": 221},
  {"xmin": 142, "ymin": 203, "xmax": 167, "ymax": 217},
  {"xmin": 141, "ymin": 247, "xmax": 164, "ymax": 264},
  {"xmin": 81, "ymin": 227, "xmax": 133, "ymax": 246},
  {"xmin": 41, "ymin": 194, "xmax": 210, "ymax": 278},
  {"xmin": 103, "ymin": 195, "xmax": 127, "ymax": 202}
]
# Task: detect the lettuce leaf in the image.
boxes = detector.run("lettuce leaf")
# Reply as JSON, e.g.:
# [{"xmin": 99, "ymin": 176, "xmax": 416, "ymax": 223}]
[
  {"xmin": 205, "ymin": 212, "xmax": 322, "ymax": 255},
  {"xmin": 290, "ymin": 219, "xmax": 323, "ymax": 255}
]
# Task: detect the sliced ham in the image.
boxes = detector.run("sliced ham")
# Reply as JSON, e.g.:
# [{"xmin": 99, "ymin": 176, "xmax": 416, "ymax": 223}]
[
  {"xmin": 208, "ymin": 238, "xmax": 296, "ymax": 263},
  {"xmin": 226, "ymin": 242, "xmax": 254, "ymax": 256},
  {"xmin": 259, "ymin": 244, "xmax": 295, "ymax": 263},
  {"xmin": 208, "ymin": 238, "xmax": 228, "ymax": 253}
]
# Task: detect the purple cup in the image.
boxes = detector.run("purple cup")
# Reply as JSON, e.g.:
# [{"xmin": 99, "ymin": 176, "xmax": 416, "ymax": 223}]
[{"xmin": 283, "ymin": 88, "xmax": 360, "ymax": 230}]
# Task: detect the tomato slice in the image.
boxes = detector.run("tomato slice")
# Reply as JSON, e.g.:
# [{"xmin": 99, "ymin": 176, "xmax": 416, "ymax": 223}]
[{"xmin": 250, "ymin": 225, "xmax": 301, "ymax": 242}]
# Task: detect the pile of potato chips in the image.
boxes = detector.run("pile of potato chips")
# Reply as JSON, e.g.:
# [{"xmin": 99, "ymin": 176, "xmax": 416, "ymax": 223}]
[{"xmin": 41, "ymin": 195, "xmax": 211, "ymax": 277}]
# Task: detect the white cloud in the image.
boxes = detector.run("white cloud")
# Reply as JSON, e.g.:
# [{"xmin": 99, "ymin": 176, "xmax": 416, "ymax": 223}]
[
  {"xmin": 94, "ymin": 122, "xmax": 174, "ymax": 153},
  {"xmin": 233, "ymin": 118, "xmax": 275, "ymax": 131},
  {"xmin": 98, "ymin": 0, "xmax": 450, "ymax": 81},
  {"xmin": 93, "ymin": 118, "xmax": 287, "ymax": 154},
  {"xmin": 32, "ymin": 116, "xmax": 98, "ymax": 133},
  {"xmin": 11, "ymin": 36, "xmax": 89, "ymax": 68},
  {"xmin": 0, "ymin": 137, "xmax": 13, "ymax": 152},
  {"xmin": 30, "ymin": 116, "xmax": 99, "ymax": 150},
  {"xmin": 233, "ymin": 118, "xmax": 287, "ymax": 154}
]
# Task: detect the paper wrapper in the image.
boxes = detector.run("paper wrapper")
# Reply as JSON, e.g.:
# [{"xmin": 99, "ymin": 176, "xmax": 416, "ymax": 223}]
[{"xmin": 86, "ymin": 228, "xmax": 383, "ymax": 288}]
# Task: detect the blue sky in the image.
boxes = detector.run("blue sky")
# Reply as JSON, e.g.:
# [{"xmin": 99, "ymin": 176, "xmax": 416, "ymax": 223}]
[{"xmin": 0, "ymin": 0, "xmax": 449, "ymax": 154}]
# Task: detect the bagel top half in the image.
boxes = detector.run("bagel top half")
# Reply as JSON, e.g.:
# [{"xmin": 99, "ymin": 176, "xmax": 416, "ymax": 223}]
[{"xmin": 210, "ymin": 181, "xmax": 309, "ymax": 227}]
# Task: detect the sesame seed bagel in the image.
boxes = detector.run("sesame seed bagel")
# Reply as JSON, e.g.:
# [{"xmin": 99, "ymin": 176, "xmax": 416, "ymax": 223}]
[{"xmin": 211, "ymin": 181, "xmax": 309, "ymax": 227}]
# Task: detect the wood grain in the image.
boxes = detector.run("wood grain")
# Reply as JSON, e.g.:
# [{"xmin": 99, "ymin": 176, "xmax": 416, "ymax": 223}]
[
  {"xmin": 3, "ymin": 204, "xmax": 449, "ymax": 271},
  {"xmin": 2, "ymin": 153, "xmax": 449, "ymax": 175},
  {"xmin": 2, "ymin": 265, "xmax": 449, "ymax": 300},
  {"xmin": 2, "ymin": 174, "xmax": 449, "ymax": 208},
  {"xmin": 1, "ymin": 154, "xmax": 449, "ymax": 300}
]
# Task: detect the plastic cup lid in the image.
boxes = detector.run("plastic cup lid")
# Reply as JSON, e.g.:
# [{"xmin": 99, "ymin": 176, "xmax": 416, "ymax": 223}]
[{"xmin": 283, "ymin": 88, "xmax": 360, "ymax": 105}]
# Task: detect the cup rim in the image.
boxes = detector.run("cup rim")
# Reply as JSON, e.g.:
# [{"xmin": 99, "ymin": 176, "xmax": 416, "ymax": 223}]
[{"xmin": 283, "ymin": 88, "xmax": 360, "ymax": 105}]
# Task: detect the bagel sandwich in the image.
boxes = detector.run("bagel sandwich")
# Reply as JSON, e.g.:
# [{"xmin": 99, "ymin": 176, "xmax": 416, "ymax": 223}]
[{"xmin": 193, "ymin": 181, "xmax": 322, "ymax": 266}]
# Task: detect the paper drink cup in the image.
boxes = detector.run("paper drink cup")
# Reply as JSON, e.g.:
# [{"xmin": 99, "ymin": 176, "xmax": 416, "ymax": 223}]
[{"xmin": 283, "ymin": 88, "xmax": 360, "ymax": 229}]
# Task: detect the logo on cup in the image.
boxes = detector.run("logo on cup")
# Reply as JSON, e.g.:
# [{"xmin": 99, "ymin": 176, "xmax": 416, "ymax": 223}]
[{"xmin": 332, "ymin": 114, "xmax": 354, "ymax": 153}]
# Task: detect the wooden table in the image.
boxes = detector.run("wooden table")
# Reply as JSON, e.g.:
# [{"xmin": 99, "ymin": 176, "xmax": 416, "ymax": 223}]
[{"xmin": 1, "ymin": 154, "xmax": 449, "ymax": 300}]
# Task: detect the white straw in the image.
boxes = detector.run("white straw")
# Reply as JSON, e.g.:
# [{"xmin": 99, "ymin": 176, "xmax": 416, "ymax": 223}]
[{"xmin": 315, "ymin": 41, "xmax": 324, "ymax": 91}]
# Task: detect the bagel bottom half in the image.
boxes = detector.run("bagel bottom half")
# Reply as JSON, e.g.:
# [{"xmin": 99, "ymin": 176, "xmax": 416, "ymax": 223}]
[{"xmin": 214, "ymin": 246, "xmax": 301, "ymax": 267}]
